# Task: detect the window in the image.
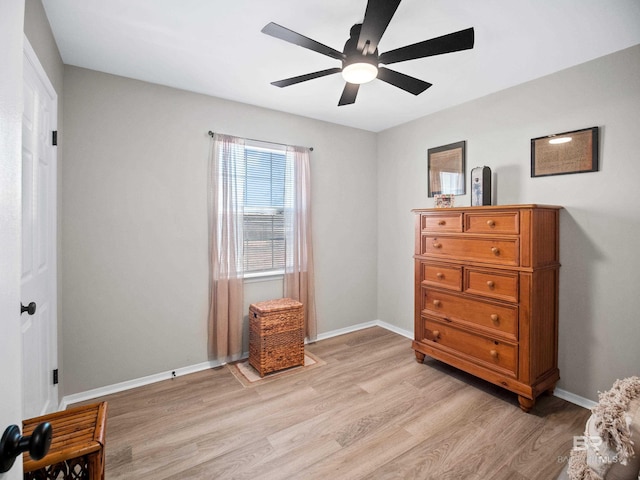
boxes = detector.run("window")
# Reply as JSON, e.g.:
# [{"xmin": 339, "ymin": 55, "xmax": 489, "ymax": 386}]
[
  {"xmin": 209, "ymin": 133, "xmax": 317, "ymax": 354},
  {"xmin": 242, "ymin": 145, "xmax": 287, "ymax": 276}
]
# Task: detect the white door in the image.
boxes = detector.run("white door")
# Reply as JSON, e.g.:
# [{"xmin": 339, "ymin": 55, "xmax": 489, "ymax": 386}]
[
  {"xmin": 1, "ymin": 3, "xmax": 27, "ymax": 479},
  {"xmin": 21, "ymin": 38, "xmax": 58, "ymax": 419}
]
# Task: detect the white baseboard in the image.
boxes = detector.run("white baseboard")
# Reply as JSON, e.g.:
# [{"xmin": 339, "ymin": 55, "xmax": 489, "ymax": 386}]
[
  {"xmin": 61, "ymin": 320, "xmax": 590, "ymax": 411},
  {"xmin": 374, "ymin": 320, "xmax": 413, "ymax": 339},
  {"xmin": 314, "ymin": 320, "xmax": 375, "ymax": 341},
  {"xmin": 554, "ymin": 388, "xmax": 596, "ymax": 410},
  {"xmin": 313, "ymin": 319, "xmax": 412, "ymax": 342},
  {"xmin": 61, "ymin": 360, "xmax": 223, "ymax": 409}
]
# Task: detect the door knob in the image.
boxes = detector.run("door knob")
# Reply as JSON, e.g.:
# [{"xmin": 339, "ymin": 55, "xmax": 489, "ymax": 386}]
[
  {"xmin": 0, "ymin": 422, "xmax": 52, "ymax": 473},
  {"xmin": 21, "ymin": 302, "xmax": 36, "ymax": 315}
]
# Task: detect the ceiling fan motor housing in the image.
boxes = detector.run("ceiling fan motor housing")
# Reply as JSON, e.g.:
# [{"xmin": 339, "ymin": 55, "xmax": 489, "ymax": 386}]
[{"xmin": 343, "ymin": 24, "xmax": 379, "ymax": 70}]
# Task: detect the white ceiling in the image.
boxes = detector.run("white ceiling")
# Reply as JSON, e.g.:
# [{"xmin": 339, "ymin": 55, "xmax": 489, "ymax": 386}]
[{"xmin": 42, "ymin": 0, "xmax": 640, "ymax": 132}]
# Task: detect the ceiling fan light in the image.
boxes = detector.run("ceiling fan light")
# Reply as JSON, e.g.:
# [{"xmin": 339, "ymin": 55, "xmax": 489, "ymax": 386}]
[{"xmin": 342, "ymin": 62, "xmax": 378, "ymax": 84}]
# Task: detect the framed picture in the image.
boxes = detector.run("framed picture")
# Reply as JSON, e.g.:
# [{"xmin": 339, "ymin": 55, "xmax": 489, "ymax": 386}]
[
  {"xmin": 428, "ymin": 141, "xmax": 466, "ymax": 197},
  {"xmin": 531, "ymin": 126, "xmax": 599, "ymax": 177},
  {"xmin": 434, "ymin": 194, "xmax": 455, "ymax": 208}
]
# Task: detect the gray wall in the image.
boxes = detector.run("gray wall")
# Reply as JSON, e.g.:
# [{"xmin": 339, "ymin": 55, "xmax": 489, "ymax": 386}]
[
  {"xmin": 24, "ymin": 0, "xmax": 63, "ymax": 95},
  {"xmin": 377, "ymin": 45, "xmax": 640, "ymax": 401},
  {"xmin": 62, "ymin": 67, "xmax": 378, "ymax": 394}
]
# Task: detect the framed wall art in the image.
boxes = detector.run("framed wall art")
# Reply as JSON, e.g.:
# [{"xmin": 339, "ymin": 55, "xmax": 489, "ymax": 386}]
[
  {"xmin": 531, "ymin": 126, "xmax": 599, "ymax": 177},
  {"xmin": 428, "ymin": 140, "xmax": 465, "ymax": 197}
]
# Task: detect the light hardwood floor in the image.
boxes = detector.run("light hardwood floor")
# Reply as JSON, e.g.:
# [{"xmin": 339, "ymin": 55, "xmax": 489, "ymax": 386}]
[{"xmin": 80, "ymin": 327, "xmax": 588, "ymax": 479}]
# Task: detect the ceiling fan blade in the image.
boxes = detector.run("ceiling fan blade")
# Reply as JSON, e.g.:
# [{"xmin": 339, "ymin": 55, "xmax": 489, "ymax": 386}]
[
  {"xmin": 262, "ymin": 22, "xmax": 344, "ymax": 61},
  {"xmin": 379, "ymin": 27, "xmax": 475, "ymax": 65},
  {"xmin": 271, "ymin": 68, "xmax": 342, "ymax": 88},
  {"xmin": 338, "ymin": 83, "xmax": 360, "ymax": 106},
  {"xmin": 377, "ymin": 67, "xmax": 432, "ymax": 95},
  {"xmin": 357, "ymin": 0, "xmax": 402, "ymax": 54}
]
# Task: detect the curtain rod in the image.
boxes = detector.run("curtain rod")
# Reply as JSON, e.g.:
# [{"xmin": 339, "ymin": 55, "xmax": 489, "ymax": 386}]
[{"xmin": 208, "ymin": 131, "xmax": 313, "ymax": 152}]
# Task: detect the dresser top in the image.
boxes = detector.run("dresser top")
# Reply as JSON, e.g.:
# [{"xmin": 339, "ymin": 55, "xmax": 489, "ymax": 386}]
[{"xmin": 412, "ymin": 204, "xmax": 562, "ymax": 213}]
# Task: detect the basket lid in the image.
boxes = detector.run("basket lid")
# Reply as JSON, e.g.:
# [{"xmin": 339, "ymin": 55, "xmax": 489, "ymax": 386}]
[{"xmin": 249, "ymin": 298, "xmax": 303, "ymax": 314}]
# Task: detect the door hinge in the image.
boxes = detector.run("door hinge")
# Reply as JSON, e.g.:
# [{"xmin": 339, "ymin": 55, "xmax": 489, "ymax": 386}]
[
  {"xmin": 53, "ymin": 369, "xmax": 59, "ymax": 385},
  {"xmin": 52, "ymin": 130, "xmax": 57, "ymax": 146}
]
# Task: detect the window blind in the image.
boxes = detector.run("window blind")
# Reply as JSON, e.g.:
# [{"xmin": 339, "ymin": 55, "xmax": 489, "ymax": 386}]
[{"xmin": 243, "ymin": 146, "xmax": 288, "ymax": 274}]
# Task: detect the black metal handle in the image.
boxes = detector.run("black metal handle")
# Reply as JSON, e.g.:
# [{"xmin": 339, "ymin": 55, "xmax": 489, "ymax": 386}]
[
  {"xmin": 0, "ymin": 422, "xmax": 52, "ymax": 472},
  {"xmin": 21, "ymin": 302, "xmax": 36, "ymax": 315}
]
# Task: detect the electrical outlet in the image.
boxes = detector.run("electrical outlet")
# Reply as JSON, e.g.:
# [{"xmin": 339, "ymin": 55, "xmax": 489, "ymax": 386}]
[{"xmin": 171, "ymin": 371, "xmax": 176, "ymax": 378}]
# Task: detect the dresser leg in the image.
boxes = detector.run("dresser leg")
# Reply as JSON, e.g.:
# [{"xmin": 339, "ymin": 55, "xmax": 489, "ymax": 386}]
[
  {"xmin": 414, "ymin": 351, "xmax": 426, "ymax": 364},
  {"xmin": 518, "ymin": 396, "xmax": 535, "ymax": 413}
]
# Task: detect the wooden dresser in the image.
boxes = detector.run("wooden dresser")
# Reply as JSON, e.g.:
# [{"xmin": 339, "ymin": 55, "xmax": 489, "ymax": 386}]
[{"xmin": 413, "ymin": 204, "xmax": 561, "ymax": 412}]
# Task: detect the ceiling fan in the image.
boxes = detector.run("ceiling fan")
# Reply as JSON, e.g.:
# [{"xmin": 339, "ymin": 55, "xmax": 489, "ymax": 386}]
[{"xmin": 261, "ymin": 0, "xmax": 474, "ymax": 106}]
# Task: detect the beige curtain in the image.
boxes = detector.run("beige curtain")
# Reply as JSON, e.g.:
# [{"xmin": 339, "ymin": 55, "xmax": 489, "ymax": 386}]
[
  {"xmin": 208, "ymin": 134, "xmax": 246, "ymax": 362},
  {"xmin": 284, "ymin": 146, "xmax": 317, "ymax": 341}
]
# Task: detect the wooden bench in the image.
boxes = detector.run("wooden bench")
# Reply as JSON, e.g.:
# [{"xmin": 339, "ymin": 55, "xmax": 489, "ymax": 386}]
[{"xmin": 22, "ymin": 402, "xmax": 107, "ymax": 480}]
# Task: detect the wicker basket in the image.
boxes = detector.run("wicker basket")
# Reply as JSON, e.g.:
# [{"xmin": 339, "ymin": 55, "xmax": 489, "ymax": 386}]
[{"xmin": 249, "ymin": 298, "xmax": 304, "ymax": 377}]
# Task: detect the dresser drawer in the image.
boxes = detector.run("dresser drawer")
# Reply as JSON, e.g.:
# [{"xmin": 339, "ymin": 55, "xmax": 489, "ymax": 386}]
[
  {"xmin": 421, "ymin": 213, "xmax": 462, "ymax": 233},
  {"xmin": 422, "ymin": 288, "xmax": 517, "ymax": 338},
  {"xmin": 424, "ymin": 318, "xmax": 517, "ymax": 376},
  {"xmin": 464, "ymin": 211, "xmax": 519, "ymax": 234},
  {"xmin": 421, "ymin": 235, "xmax": 519, "ymax": 266},
  {"xmin": 421, "ymin": 262, "xmax": 462, "ymax": 291},
  {"xmin": 464, "ymin": 268, "xmax": 519, "ymax": 303}
]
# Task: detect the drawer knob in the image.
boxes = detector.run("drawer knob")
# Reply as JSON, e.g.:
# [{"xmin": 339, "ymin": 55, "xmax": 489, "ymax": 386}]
[
  {"xmin": 432, "ymin": 330, "xmax": 440, "ymax": 340},
  {"xmin": 438, "ymin": 220, "xmax": 446, "ymax": 226},
  {"xmin": 433, "ymin": 242, "xmax": 442, "ymax": 249},
  {"xmin": 433, "ymin": 299, "xmax": 441, "ymax": 307},
  {"xmin": 491, "ymin": 247, "xmax": 500, "ymax": 255},
  {"xmin": 490, "ymin": 314, "xmax": 499, "ymax": 323},
  {"xmin": 487, "ymin": 220, "xmax": 496, "ymax": 227},
  {"xmin": 436, "ymin": 272, "xmax": 444, "ymax": 280},
  {"xmin": 486, "ymin": 280, "xmax": 495, "ymax": 288},
  {"xmin": 490, "ymin": 349, "xmax": 498, "ymax": 358}
]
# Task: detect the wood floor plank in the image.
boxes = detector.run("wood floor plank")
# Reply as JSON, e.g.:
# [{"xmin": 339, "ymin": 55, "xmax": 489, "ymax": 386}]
[
  {"xmin": 75, "ymin": 326, "xmax": 589, "ymax": 479},
  {"xmin": 297, "ymin": 428, "xmax": 421, "ymax": 480}
]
